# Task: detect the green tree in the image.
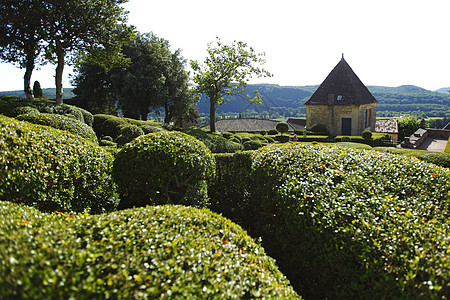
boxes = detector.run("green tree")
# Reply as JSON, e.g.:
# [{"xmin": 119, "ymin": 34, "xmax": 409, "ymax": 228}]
[
  {"xmin": 190, "ymin": 38, "xmax": 271, "ymax": 132},
  {"xmin": 0, "ymin": 0, "xmax": 46, "ymax": 101},
  {"xmin": 398, "ymin": 115, "xmax": 421, "ymax": 140},
  {"xmin": 112, "ymin": 33, "xmax": 171, "ymax": 119},
  {"xmin": 161, "ymin": 49, "xmax": 200, "ymax": 125},
  {"xmin": 276, "ymin": 122, "xmax": 289, "ymax": 135},
  {"xmin": 32, "ymin": 80, "xmax": 43, "ymax": 98},
  {"xmin": 43, "ymin": 0, "xmax": 133, "ymax": 104},
  {"xmin": 71, "ymin": 63, "xmax": 117, "ymax": 114}
]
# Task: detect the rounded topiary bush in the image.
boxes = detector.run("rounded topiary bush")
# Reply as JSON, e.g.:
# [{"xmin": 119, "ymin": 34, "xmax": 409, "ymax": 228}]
[
  {"xmin": 39, "ymin": 103, "xmax": 85, "ymax": 124},
  {"xmin": 114, "ymin": 124, "xmax": 144, "ymax": 146},
  {"xmin": 11, "ymin": 106, "xmax": 39, "ymax": 117},
  {"xmin": 310, "ymin": 123, "xmax": 327, "ymax": 133},
  {"xmin": 276, "ymin": 122, "xmax": 289, "ymax": 135},
  {"xmin": 113, "ymin": 131, "xmax": 216, "ymax": 209},
  {"xmin": 16, "ymin": 113, "xmax": 98, "ymax": 144},
  {"xmin": 0, "ymin": 116, "xmax": 118, "ymax": 213},
  {"xmin": 268, "ymin": 129, "xmax": 278, "ymax": 135},
  {"xmin": 243, "ymin": 139, "xmax": 266, "ymax": 150},
  {"xmin": 140, "ymin": 124, "xmax": 162, "ymax": 134},
  {"xmin": 0, "ymin": 201, "xmax": 300, "ymax": 299},
  {"xmin": 362, "ymin": 130, "xmax": 372, "ymax": 139}
]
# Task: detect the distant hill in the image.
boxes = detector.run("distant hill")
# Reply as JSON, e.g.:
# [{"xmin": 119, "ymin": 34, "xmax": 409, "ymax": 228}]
[
  {"xmin": 196, "ymin": 84, "xmax": 450, "ymax": 116},
  {"xmin": 435, "ymin": 87, "xmax": 450, "ymax": 94},
  {"xmin": 0, "ymin": 88, "xmax": 75, "ymax": 99}
]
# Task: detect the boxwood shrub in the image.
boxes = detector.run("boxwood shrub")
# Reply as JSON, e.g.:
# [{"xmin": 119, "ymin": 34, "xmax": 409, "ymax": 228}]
[
  {"xmin": 0, "ymin": 116, "xmax": 118, "ymax": 213},
  {"xmin": 11, "ymin": 106, "xmax": 39, "ymax": 116},
  {"xmin": 250, "ymin": 143, "xmax": 450, "ymax": 299},
  {"xmin": 180, "ymin": 127, "xmax": 244, "ymax": 153},
  {"xmin": 16, "ymin": 113, "xmax": 98, "ymax": 144},
  {"xmin": 114, "ymin": 124, "xmax": 144, "ymax": 146},
  {"xmin": 374, "ymin": 147, "xmax": 450, "ymax": 168},
  {"xmin": 113, "ymin": 131, "xmax": 216, "ymax": 209},
  {"xmin": 209, "ymin": 151, "xmax": 254, "ymax": 227},
  {"xmin": 0, "ymin": 201, "xmax": 300, "ymax": 299}
]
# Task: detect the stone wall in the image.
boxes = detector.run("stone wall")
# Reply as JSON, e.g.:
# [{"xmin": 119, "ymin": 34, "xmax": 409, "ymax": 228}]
[{"xmin": 306, "ymin": 102, "xmax": 377, "ymax": 136}]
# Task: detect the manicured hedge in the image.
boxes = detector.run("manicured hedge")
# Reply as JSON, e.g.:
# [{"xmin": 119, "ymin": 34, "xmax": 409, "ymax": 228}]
[
  {"xmin": 16, "ymin": 113, "xmax": 98, "ymax": 144},
  {"xmin": 0, "ymin": 96, "xmax": 93, "ymax": 126},
  {"xmin": 0, "ymin": 201, "xmax": 300, "ymax": 299},
  {"xmin": 209, "ymin": 151, "xmax": 254, "ymax": 227},
  {"xmin": 181, "ymin": 127, "xmax": 244, "ymax": 153},
  {"xmin": 374, "ymin": 147, "xmax": 450, "ymax": 168},
  {"xmin": 93, "ymin": 114, "xmax": 162, "ymax": 141},
  {"xmin": 250, "ymin": 143, "xmax": 450, "ymax": 299},
  {"xmin": 0, "ymin": 116, "xmax": 118, "ymax": 213},
  {"xmin": 113, "ymin": 131, "xmax": 216, "ymax": 209}
]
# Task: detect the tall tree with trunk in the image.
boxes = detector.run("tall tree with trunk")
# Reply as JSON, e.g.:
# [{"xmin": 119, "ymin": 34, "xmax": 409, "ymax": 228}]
[
  {"xmin": 0, "ymin": 0, "xmax": 46, "ymax": 101},
  {"xmin": 43, "ymin": 0, "xmax": 132, "ymax": 104},
  {"xmin": 190, "ymin": 37, "xmax": 271, "ymax": 132},
  {"xmin": 161, "ymin": 49, "xmax": 199, "ymax": 125}
]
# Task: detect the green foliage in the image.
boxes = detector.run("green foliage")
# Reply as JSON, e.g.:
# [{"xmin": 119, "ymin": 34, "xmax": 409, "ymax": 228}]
[
  {"xmin": 93, "ymin": 114, "xmax": 163, "ymax": 141},
  {"xmin": 0, "ymin": 202, "xmax": 300, "ymax": 299},
  {"xmin": 243, "ymin": 139, "xmax": 267, "ymax": 150},
  {"xmin": 268, "ymin": 129, "xmax": 278, "ymax": 135},
  {"xmin": 398, "ymin": 115, "xmax": 421, "ymax": 140},
  {"xmin": 274, "ymin": 135, "xmax": 290, "ymax": 143},
  {"xmin": 191, "ymin": 37, "xmax": 271, "ymax": 131},
  {"xmin": 0, "ymin": 116, "xmax": 118, "ymax": 214},
  {"xmin": 260, "ymin": 130, "xmax": 267, "ymax": 135},
  {"xmin": 208, "ymin": 152, "xmax": 254, "ymax": 227},
  {"xmin": 11, "ymin": 106, "xmax": 39, "ymax": 116},
  {"xmin": 276, "ymin": 122, "xmax": 289, "ymax": 135},
  {"xmin": 181, "ymin": 127, "xmax": 244, "ymax": 153},
  {"xmin": 32, "ymin": 81, "xmax": 43, "ymax": 98},
  {"xmin": 361, "ymin": 130, "xmax": 372, "ymax": 139},
  {"xmin": 374, "ymin": 147, "xmax": 450, "ymax": 168},
  {"xmin": 250, "ymin": 143, "xmax": 450, "ymax": 299},
  {"xmin": 16, "ymin": 113, "xmax": 98, "ymax": 144},
  {"xmin": 114, "ymin": 124, "xmax": 144, "ymax": 146},
  {"xmin": 113, "ymin": 131, "xmax": 216, "ymax": 209},
  {"xmin": 310, "ymin": 123, "xmax": 329, "ymax": 135}
]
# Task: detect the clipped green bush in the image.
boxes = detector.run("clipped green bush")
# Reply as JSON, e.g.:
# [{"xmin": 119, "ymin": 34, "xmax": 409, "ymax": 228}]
[
  {"xmin": 310, "ymin": 123, "xmax": 327, "ymax": 133},
  {"xmin": 268, "ymin": 129, "xmax": 278, "ymax": 135},
  {"xmin": 243, "ymin": 139, "xmax": 267, "ymax": 150},
  {"xmin": 0, "ymin": 202, "xmax": 300, "ymax": 299},
  {"xmin": 209, "ymin": 151, "xmax": 254, "ymax": 227},
  {"xmin": 250, "ymin": 143, "xmax": 450, "ymax": 299},
  {"xmin": 11, "ymin": 106, "xmax": 39, "ymax": 116},
  {"xmin": 374, "ymin": 147, "xmax": 450, "ymax": 168},
  {"xmin": 140, "ymin": 124, "xmax": 162, "ymax": 134},
  {"xmin": 40, "ymin": 103, "xmax": 85, "ymax": 123},
  {"xmin": 0, "ymin": 116, "xmax": 118, "ymax": 213},
  {"xmin": 221, "ymin": 131, "xmax": 234, "ymax": 139},
  {"xmin": 113, "ymin": 131, "xmax": 216, "ymax": 209},
  {"xmin": 276, "ymin": 122, "xmax": 289, "ymax": 135},
  {"xmin": 114, "ymin": 124, "xmax": 144, "ymax": 146},
  {"xmin": 274, "ymin": 135, "xmax": 290, "ymax": 143},
  {"xmin": 260, "ymin": 130, "xmax": 267, "ymax": 135},
  {"xmin": 181, "ymin": 127, "xmax": 244, "ymax": 153},
  {"xmin": 361, "ymin": 130, "xmax": 372, "ymax": 139},
  {"xmin": 16, "ymin": 113, "xmax": 98, "ymax": 144}
]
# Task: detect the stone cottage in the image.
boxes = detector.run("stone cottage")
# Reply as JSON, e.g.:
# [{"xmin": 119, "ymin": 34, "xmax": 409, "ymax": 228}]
[{"xmin": 305, "ymin": 55, "xmax": 377, "ymax": 136}]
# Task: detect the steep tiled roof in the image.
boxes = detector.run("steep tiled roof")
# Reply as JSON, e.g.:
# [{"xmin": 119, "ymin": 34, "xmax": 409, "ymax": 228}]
[
  {"xmin": 286, "ymin": 118, "xmax": 306, "ymax": 130},
  {"xmin": 203, "ymin": 118, "xmax": 304, "ymax": 132},
  {"xmin": 375, "ymin": 118, "xmax": 398, "ymax": 134},
  {"xmin": 305, "ymin": 56, "xmax": 377, "ymax": 106}
]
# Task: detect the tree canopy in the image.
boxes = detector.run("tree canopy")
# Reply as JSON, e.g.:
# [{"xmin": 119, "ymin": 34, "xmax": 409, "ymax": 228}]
[
  {"xmin": 190, "ymin": 37, "xmax": 271, "ymax": 132},
  {"xmin": 0, "ymin": 0, "xmax": 47, "ymax": 101},
  {"xmin": 72, "ymin": 33, "xmax": 197, "ymax": 122}
]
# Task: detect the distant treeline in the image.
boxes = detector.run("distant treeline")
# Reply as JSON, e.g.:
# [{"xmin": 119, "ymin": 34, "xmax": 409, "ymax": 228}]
[{"xmin": 2, "ymin": 83, "xmax": 450, "ymax": 120}]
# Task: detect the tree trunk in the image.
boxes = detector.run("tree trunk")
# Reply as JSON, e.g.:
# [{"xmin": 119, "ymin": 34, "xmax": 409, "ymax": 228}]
[
  {"xmin": 209, "ymin": 100, "xmax": 216, "ymax": 132},
  {"xmin": 55, "ymin": 40, "xmax": 65, "ymax": 105},
  {"xmin": 164, "ymin": 102, "xmax": 170, "ymax": 124},
  {"xmin": 23, "ymin": 58, "xmax": 35, "ymax": 101}
]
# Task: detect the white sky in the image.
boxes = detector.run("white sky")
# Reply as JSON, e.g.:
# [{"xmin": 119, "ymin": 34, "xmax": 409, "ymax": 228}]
[{"xmin": 1, "ymin": 0, "xmax": 449, "ymax": 92}]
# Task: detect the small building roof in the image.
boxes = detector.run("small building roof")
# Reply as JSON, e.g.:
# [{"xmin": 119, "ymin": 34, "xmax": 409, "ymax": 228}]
[
  {"xmin": 203, "ymin": 118, "xmax": 304, "ymax": 132},
  {"xmin": 375, "ymin": 118, "xmax": 398, "ymax": 134},
  {"xmin": 286, "ymin": 118, "xmax": 307, "ymax": 130},
  {"xmin": 305, "ymin": 56, "xmax": 378, "ymax": 106}
]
